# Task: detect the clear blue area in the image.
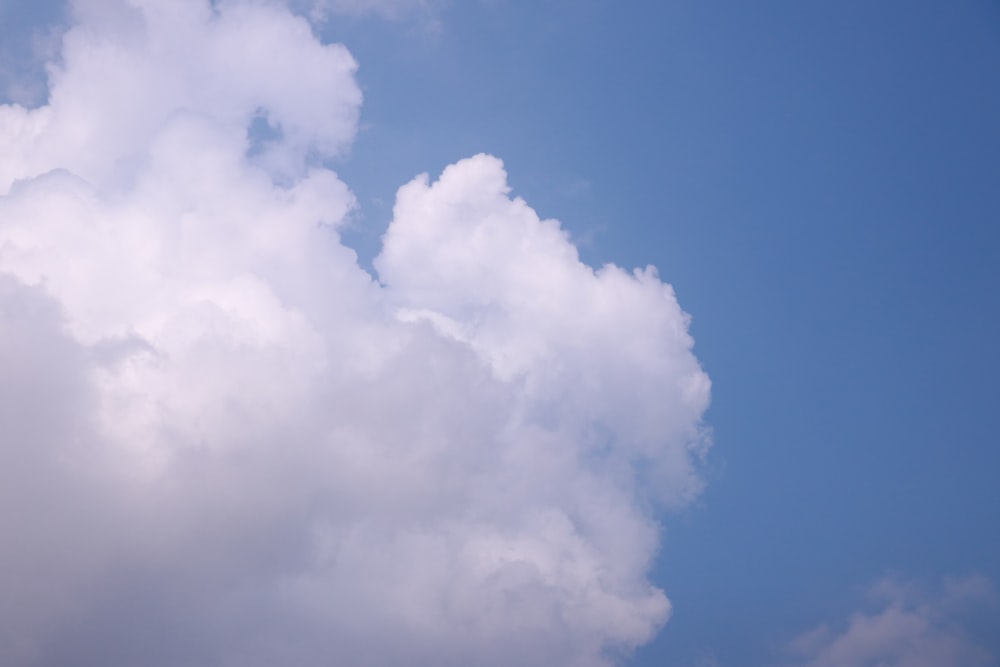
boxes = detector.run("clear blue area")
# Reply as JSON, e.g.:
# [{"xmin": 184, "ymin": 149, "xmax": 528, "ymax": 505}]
[{"xmin": 4, "ymin": 1, "xmax": 999, "ymax": 664}]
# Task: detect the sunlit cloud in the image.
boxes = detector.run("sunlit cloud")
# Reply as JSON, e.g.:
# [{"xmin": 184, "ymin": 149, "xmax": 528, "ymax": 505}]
[{"xmin": 0, "ymin": 1, "xmax": 710, "ymax": 665}]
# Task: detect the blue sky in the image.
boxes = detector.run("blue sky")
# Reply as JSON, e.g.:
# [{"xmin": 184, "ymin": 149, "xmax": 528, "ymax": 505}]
[{"xmin": 1, "ymin": 1, "xmax": 998, "ymax": 665}]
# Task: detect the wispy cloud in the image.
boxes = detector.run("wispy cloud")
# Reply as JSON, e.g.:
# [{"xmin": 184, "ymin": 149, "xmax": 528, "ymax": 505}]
[{"xmin": 781, "ymin": 575, "xmax": 997, "ymax": 667}]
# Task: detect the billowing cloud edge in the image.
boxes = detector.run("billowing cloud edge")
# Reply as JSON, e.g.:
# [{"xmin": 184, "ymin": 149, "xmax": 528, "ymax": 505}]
[{"xmin": 0, "ymin": 1, "xmax": 711, "ymax": 665}]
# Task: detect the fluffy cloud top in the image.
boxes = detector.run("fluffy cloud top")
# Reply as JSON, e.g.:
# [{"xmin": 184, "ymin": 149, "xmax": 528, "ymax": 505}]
[{"xmin": 0, "ymin": 1, "xmax": 710, "ymax": 665}]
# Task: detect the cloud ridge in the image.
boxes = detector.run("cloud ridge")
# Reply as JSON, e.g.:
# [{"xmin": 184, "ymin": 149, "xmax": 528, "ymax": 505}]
[{"xmin": 0, "ymin": 1, "xmax": 710, "ymax": 665}]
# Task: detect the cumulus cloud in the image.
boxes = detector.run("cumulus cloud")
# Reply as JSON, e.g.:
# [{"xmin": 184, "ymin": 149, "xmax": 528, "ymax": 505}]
[
  {"xmin": 782, "ymin": 575, "xmax": 998, "ymax": 667},
  {"xmin": 0, "ymin": 1, "xmax": 710, "ymax": 665}
]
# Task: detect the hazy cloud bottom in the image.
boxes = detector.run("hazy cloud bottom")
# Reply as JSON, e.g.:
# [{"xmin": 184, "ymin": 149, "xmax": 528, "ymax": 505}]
[{"xmin": 0, "ymin": 2, "xmax": 710, "ymax": 665}]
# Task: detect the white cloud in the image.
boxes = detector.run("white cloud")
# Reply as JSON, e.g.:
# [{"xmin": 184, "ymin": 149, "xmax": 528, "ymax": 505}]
[
  {"xmin": 0, "ymin": 1, "xmax": 710, "ymax": 665},
  {"xmin": 782, "ymin": 575, "xmax": 997, "ymax": 667},
  {"xmin": 2, "ymin": 0, "xmax": 360, "ymax": 191}
]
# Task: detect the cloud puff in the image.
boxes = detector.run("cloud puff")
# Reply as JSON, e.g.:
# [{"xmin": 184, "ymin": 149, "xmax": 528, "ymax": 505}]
[
  {"xmin": 1, "ymin": 0, "xmax": 360, "ymax": 190},
  {"xmin": 0, "ymin": 1, "xmax": 710, "ymax": 665},
  {"xmin": 782, "ymin": 575, "xmax": 998, "ymax": 667}
]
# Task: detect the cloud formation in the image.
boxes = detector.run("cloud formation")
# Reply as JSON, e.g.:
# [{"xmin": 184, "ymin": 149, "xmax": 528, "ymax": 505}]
[
  {"xmin": 783, "ymin": 575, "xmax": 997, "ymax": 667},
  {"xmin": 0, "ymin": 1, "xmax": 710, "ymax": 665}
]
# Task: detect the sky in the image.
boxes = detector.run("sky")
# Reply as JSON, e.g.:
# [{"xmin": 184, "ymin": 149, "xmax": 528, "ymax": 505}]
[{"xmin": 0, "ymin": 1, "xmax": 998, "ymax": 666}]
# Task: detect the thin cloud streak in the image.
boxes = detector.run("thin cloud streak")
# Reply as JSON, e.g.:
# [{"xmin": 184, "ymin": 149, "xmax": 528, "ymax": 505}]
[{"xmin": 781, "ymin": 575, "xmax": 997, "ymax": 667}]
